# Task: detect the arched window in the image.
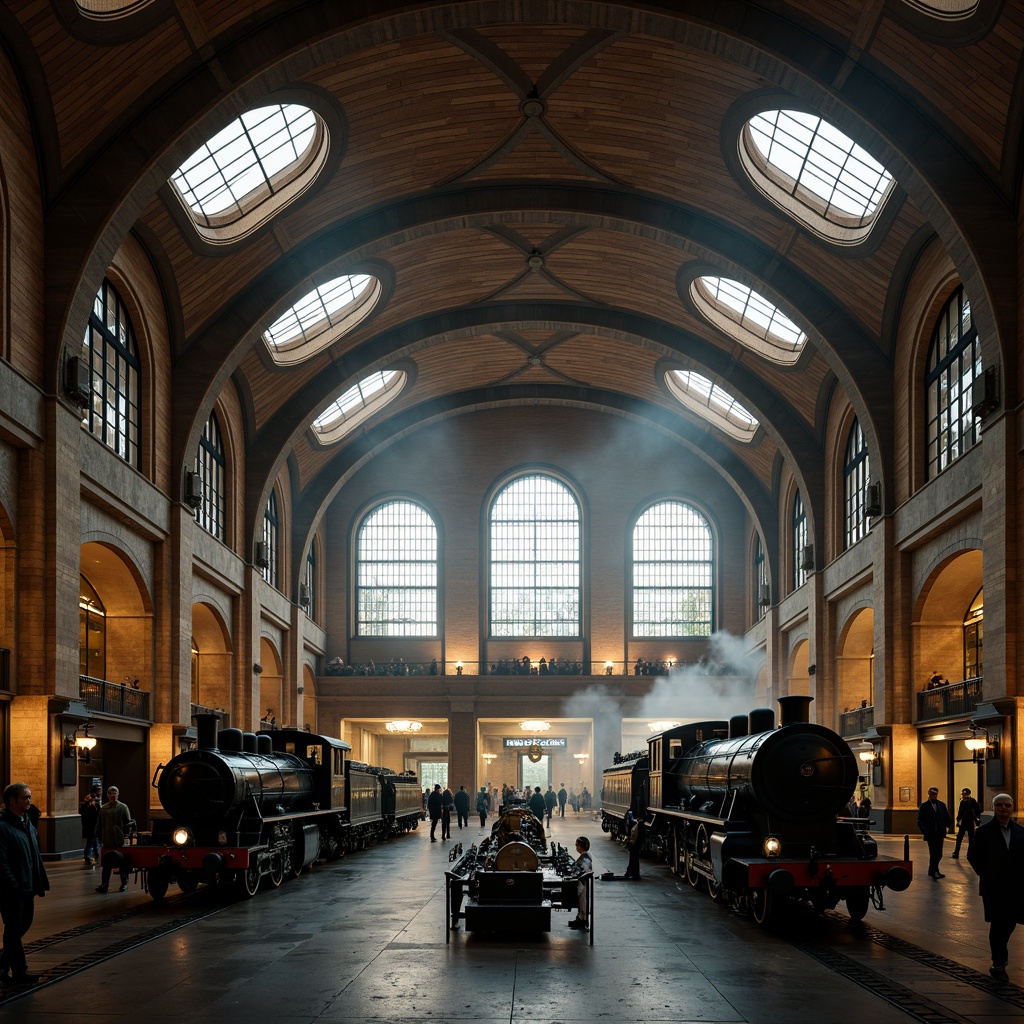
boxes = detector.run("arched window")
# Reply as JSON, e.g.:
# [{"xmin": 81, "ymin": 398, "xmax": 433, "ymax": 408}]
[
  {"xmin": 195, "ymin": 411, "xmax": 225, "ymax": 541},
  {"xmin": 739, "ymin": 109, "xmax": 895, "ymax": 245},
  {"xmin": 264, "ymin": 274, "xmax": 383, "ymax": 365},
  {"xmin": 304, "ymin": 541, "xmax": 318, "ymax": 623},
  {"xmin": 925, "ymin": 285, "xmax": 982, "ymax": 479},
  {"xmin": 843, "ymin": 419, "xmax": 871, "ymax": 550},
  {"xmin": 490, "ymin": 474, "xmax": 581, "ymax": 637},
  {"xmin": 964, "ymin": 587, "xmax": 983, "ymax": 680},
  {"xmin": 261, "ymin": 491, "xmax": 279, "ymax": 589},
  {"xmin": 689, "ymin": 276, "xmax": 806, "ymax": 364},
  {"xmin": 356, "ymin": 501, "xmax": 438, "ymax": 636},
  {"xmin": 792, "ymin": 489, "xmax": 808, "ymax": 590},
  {"xmin": 79, "ymin": 575, "xmax": 106, "ymax": 679},
  {"xmin": 633, "ymin": 501, "xmax": 713, "ymax": 637},
  {"xmin": 754, "ymin": 534, "xmax": 768, "ymax": 622},
  {"xmin": 83, "ymin": 279, "xmax": 141, "ymax": 467},
  {"xmin": 170, "ymin": 103, "xmax": 329, "ymax": 245}
]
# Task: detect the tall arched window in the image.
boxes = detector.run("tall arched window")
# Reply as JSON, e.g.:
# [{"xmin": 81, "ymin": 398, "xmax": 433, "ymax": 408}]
[
  {"xmin": 633, "ymin": 501, "xmax": 713, "ymax": 636},
  {"xmin": 490, "ymin": 474, "xmax": 581, "ymax": 637},
  {"xmin": 83, "ymin": 279, "xmax": 141, "ymax": 467},
  {"xmin": 753, "ymin": 534, "xmax": 768, "ymax": 622},
  {"xmin": 304, "ymin": 541, "xmax": 318, "ymax": 623},
  {"xmin": 356, "ymin": 501, "xmax": 437, "ymax": 636},
  {"xmin": 792, "ymin": 490, "xmax": 808, "ymax": 590},
  {"xmin": 262, "ymin": 491, "xmax": 279, "ymax": 589},
  {"xmin": 843, "ymin": 418, "xmax": 871, "ymax": 549},
  {"xmin": 79, "ymin": 575, "xmax": 106, "ymax": 679},
  {"xmin": 925, "ymin": 285, "xmax": 982, "ymax": 479},
  {"xmin": 195, "ymin": 411, "xmax": 225, "ymax": 541},
  {"xmin": 964, "ymin": 587, "xmax": 983, "ymax": 679}
]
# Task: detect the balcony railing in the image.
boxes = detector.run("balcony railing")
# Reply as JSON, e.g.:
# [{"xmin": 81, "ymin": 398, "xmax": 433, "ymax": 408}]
[
  {"xmin": 916, "ymin": 676, "xmax": 982, "ymax": 723},
  {"xmin": 79, "ymin": 676, "xmax": 150, "ymax": 721},
  {"xmin": 839, "ymin": 704, "xmax": 874, "ymax": 737}
]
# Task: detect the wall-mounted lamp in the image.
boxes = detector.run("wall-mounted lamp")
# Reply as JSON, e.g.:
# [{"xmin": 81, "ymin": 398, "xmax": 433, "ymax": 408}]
[
  {"xmin": 65, "ymin": 722, "xmax": 97, "ymax": 762},
  {"xmin": 604, "ymin": 660, "xmax": 614, "ymax": 675},
  {"xmin": 253, "ymin": 662, "xmax": 263, "ymax": 675},
  {"xmin": 482, "ymin": 752, "xmax": 497, "ymax": 764},
  {"xmin": 857, "ymin": 743, "xmax": 883, "ymax": 785},
  {"xmin": 966, "ymin": 722, "xmax": 1000, "ymax": 763},
  {"xmin": 455, "ymin": 661, "xmax": 463, "ymax": 675},
  {"xmin": 574, "ymin": 753, "xmax": 589, "ymax": 764}
]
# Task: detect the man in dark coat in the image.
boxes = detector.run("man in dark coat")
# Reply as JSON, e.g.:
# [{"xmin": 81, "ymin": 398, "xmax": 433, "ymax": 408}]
[
  {"xmin": 557, "ymin": 783, "xmax": 568, "ymax": 817},
  {"xmin": 917, "ymin": 785, "xmax": 952, "ymax": 879},
  {"xmin": 528, "ymin": 786, "xmax": 546, "ymax": 822},
  {"xmin": 953, "ymin": 787, "xmax": 982, "ymax": 858},
  {"xmin": 427, "ymin": 784, "xmax": 443, "ymax": 841},
  {"xmin": 967, "ymin": 793, "xmax": 1024, "ymax": 980},
  {"xmin": 453, "ymin": 785, "xmax": 470, "ymax": 829},
  {"xmin": 0, "ymin": 783, "xmax": 50, "ymax": 986}
]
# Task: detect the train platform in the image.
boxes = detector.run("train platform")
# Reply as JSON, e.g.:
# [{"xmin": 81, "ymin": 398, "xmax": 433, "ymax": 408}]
[{"xmin": 2, "ymin": 815, "xmax": 1021, "ymax": 1024}]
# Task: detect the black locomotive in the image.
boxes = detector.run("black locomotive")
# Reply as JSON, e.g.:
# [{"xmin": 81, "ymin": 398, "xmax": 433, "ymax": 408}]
[
  {"xmin": 126, "ymin": 714, "xmax": 420, "ymax": 899},
  {"xmin": 602, "ymin": 696, "xmax": 912, "ymax": 924}
]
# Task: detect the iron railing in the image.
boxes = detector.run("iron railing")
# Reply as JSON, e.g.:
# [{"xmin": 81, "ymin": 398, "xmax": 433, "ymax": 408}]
[
  {"xmin": 916, "ymin": 676, "xmax": 982, "ymax": 723},
  {"xmin": 79, "ymin": 676, "xmax": 150, "ymax": 721},
  {"xmin": 839, "ymin": 704, "xmax": 874, "ymax": 737}
]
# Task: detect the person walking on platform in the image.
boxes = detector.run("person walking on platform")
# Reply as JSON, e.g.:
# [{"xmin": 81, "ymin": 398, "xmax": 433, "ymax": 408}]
[
  {"xmin": 529, "ymin": 786, "xmax": 546, "ymax": 822},
  {"xmin": 544, "ymin": 785, "xmax": 557, "ymax": 826},
  {"xmin": 567, "ymin": 836, "xmax": 593, "ymax": 930},
  {"xmin": 918, "ymin": 786, "xmax": 952, "ymax": 879},
  {"xmin": 440, "ymin": 787, "xmax": 454, "ymax": 840},
  {"xmin": 622, "ymin": 811, "xmax": 642, "ymax": 880},
  {"xmin": 95, "ymin": 786, "xmax": 132, "ymax": 893},
  {"xmin": 476, "ymin": 786, "xmax": 490, "ymax": 827},
  {"xmin": 427, "ymin": 784, "xmax": 443, "ymax": 842},
  {"xmin": 967, "ymin": 793, "xmax": 1024, "ymax": 981},
  {"xmin": 0, "ymin": 783, "xmax": 49, "ymax": 987},
  {"xmin": 454, "ymin": 786, "xmax": 470, "ymax": 829},
  {"xmin": 557, "ymin": 783, "xmax": 568, "ymax": 818},
  {"xmin": 953, "ymin": 787, "xmax": 981, "ymax": 858},
  {"xmin": 79, "ymin": 792, "xmax": 100, "ymax": 867}
]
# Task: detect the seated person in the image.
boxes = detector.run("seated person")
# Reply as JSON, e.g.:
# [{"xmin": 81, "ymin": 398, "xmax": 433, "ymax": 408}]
[{"xmin": 568, "ymin": 836, "xmax": 593, "ymax": 930}]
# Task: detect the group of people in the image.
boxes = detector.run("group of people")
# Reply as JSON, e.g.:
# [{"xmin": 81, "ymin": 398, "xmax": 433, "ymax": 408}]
[{"xmin": 918, "ymin": 785, "xmax": 1024, "ymax": 981}]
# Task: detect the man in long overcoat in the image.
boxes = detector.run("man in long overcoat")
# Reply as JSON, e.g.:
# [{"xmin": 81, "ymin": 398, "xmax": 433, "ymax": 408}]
[
  {"xmin": 917, "ymin": 785, "xmax": 952, "ymax": 878},
  {"xmin": 967, "ymin": 793, "xmax": 1024, "ymax": 981}
]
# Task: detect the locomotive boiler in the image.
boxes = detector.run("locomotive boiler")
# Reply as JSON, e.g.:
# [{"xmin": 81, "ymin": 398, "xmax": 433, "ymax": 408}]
[
  {"xmin": 607, "ymin": 696, "xmax": 912, "ymax": 925},
  {"xmin": 126, "ymin": 714, "xmax": 419, "ymax": 900}
]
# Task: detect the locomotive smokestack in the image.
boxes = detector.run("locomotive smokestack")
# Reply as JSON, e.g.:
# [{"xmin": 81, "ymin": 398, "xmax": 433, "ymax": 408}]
[
  {"xmin": 748, "ymin": 707, "xmax": 775, "ymax": 733},
  {"xmin": 777, "ymin": 695, "xmax": 813, "ymax": 725},
  {"xmin": 195, "ymin": 713, "xmax": 219, "ymax": 751},
  {"xmin": 242, "ymin": 732, "xmax": 258, "ymax": 753},
  {"xmin": 728, "ymin": 715, "xmax": 748, "ymax": 739},
  {"xmin": 256, "ymin": 733, "xmax": 272, "ymax": 755}
]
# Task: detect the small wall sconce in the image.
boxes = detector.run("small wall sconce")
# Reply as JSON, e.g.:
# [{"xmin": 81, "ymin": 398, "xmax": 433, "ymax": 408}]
[
  {"xmin": 966, "ymin": 722, "xmax": 999, "ymax": 763},
  {"xmin": 455, "ymin": 661, "xmax": 463, "ymax": 675},
  {"xmin": 65, "ymin": 722, "xmax": 97, "ymax": 762},
  {"xmin": 253, "ymin": 663, "xmax": 263, "ymax": 674},
  {"xmin": 482, "ymin": 752, "xmax": 497, "ymax": 764},
  {"xmin": 574, "ymin": 753, "xmax": 589, "ymax": 765},
  {"xmin": 604, "ymin": 661, "xmax": 614, "ymax": 675},
  {"xmin": 858, "ymin": 743, "xmax": 883, "ymax": 785}
]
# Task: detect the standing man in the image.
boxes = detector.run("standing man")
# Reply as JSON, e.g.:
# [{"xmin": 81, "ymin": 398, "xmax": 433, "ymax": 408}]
[
  {"xmin": 917, "ymin": 785, "xmax": 952, "ymax": 879},
  {"xmin": 427, "ymin": 783, "xmax": 443, "ymax": 842},
  {"xmin": 544, "ymin": 785, "xmax": 557, "ymax": 826},
  {"xmin": 529, "ymin": 786, "xmax": 547, "ymax": 823},
  {"xmin": 967, "ymin": 793, "xmax": 1024, "ymax": 981},
  {"xmin": 476, "ymin": 786, "xmax": 490, "ymax": 827},
  {"xmin": 453, "ymin": 785, "xmax": 470, "ymax": 830},
  {"xmin": 0, "ymin": 783, "xmax": 50, "ymax": 986},
  {"xmin": 953, "ymin": 787, "xmax": 982, "ymax": 858},
  {"xmin": 557, "ymin": 783, "xmax": 568, "ymax": 818},
  {"xmin": 622, "ymin": 811, "xmax": 643, "ymax": 880},
  {"xmin": 95, "ymin": 785, "xmax": 132, "ymax": 893}
]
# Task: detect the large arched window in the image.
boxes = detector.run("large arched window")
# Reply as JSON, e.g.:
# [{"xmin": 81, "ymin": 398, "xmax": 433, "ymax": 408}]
[
  {"xmin": 753, "ymin": 534, "xmax": 768, "ymax": 622},
  {"xmin": 964, "ymin": 587, "xmax": 983, "ymax": 679},
  {"xmin": 195, "ymin": 411, "xmax": 225, "ymax": 541},
  {"xmin": 843, "ymin": 418, "xmax": 871, "ymax": 550},
  {"xmin": 792, "ymin": 489, "xmax": 808, "ymax": 590},
  {"xmin": 739, "ymin": 109, "xmax": 895, "ymax": 246},
  {"xmin": 170, "ymin": 103, "xmax": 330, "ymax": 245},
  {"xmin": 925, "ymin": 285, "xmax": 982, "ymax": 479},
  {"xmin": 632, "ymin": 501, "xmax": 713, "ymax": 637},
  {"xmin": 261, "ymin": 491, "xmax": 279, "ymax": 589},
  {"xmin": 303, "ymin": 541, "xmax": 318, "ymax": 623},
  {"xmin": 83, "ymin": 279, "xmax": 141, "ymax": 467},
  {"xmin": 356, "ymin": 501, "xmax": 438, "ymax": 636},
  {"xmin": 79, "ymin": 575, "xmax": 106, "ymax": 679},
  {"xmin": 490, "ymin": 475, "xmax": 581, "ymax": 637}
]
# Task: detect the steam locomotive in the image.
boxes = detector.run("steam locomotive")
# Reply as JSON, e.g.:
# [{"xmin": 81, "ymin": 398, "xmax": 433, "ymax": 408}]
[
  {"xmin": 125, "ymin": 714, "xmax": 421, "ymax": 900},
  {"xmin": 602, "ymin": 696, "xmax": 912, "ymax": 925}
]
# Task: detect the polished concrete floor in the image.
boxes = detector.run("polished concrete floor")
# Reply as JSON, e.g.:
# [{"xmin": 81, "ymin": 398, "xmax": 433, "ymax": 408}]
[{"xmin": 4, "ymin": 813, "xmax": 1023, "ymax": 1023}]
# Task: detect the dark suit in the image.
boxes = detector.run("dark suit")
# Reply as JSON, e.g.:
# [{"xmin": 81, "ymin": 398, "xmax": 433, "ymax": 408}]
[
  {"xmin": 967, "ymin": 818, "xmax": 1024, "ymax": 968},
  {"xmin": 917, "ymin": 797, "xmax": 952, "ymax": 876},
  {"xmin": 0, "ymin": 808, "xmax": 50, "ymax": 979},
  {"xmin": 953, "ymin": 795, "xmax": 981, "ymax": 857}
]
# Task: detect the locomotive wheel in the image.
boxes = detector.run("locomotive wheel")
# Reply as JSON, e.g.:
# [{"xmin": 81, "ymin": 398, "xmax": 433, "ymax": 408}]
[
  {"xmin": 601, "ymin": 818, "xmax": 610, "ymax": 833},
  {"xmin": 239, "ymin": 863, "xmax": 260, "ymax": 898},
  {"xmin": 269, "ymin": 854, "xmax": 284, "ymax": 888},
  {"xmin": 684, "ymin": 848, "xmax": 704, "ymax": 890},
  {"xmin": 750, "ymin": 887, "xmax": 774, "ymax": 926},
  {"xmin": 147, "ymin": 867, "xmax": 170, "ymax": 902},
  {"xmin": 177, "ymin": 870, "xmax": 200, "ymax": 894},
  {"xmin": 707, "ymin": 875, "xmax": 723, "ymax": 902},
  {"xmin": 845, "ymin": 887, "xmax": 870, "ymax": 922}
]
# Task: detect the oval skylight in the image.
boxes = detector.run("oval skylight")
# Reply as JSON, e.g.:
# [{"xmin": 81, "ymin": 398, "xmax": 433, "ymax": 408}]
[
  {"xmin": 264, "ymin": 274, "xmax": 382, "ymax": 365},
  {"xmin": 170, "ymin": 103, "xmax": 328, "ymax": 244},
  {"xmin": 902, "ymin": 0, "xmax": 979, "ymax": 15},
  {"xmin": 740, "ymin": 109, "xmax": 894, "ymax": 245},
  {"xmin": 690, "ymin": 276, "xmax": 806, "ymax": 364},
  {"xmin": 75, "ymin": 0, "xmax": 156, "ymax": 15},
  {"xmin": 666, "ymin": 370, "xmax": 758, "ymax": 442},
  {"xmin": 312, "ymin": 370, "xmax": 406, "ymax": 445}
]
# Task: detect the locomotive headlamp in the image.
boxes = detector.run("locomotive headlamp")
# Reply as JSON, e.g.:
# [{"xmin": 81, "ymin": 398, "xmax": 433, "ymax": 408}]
[
  {"xmin": 172, "ymin": 827, "xmax": 194, "ymax": 847},
  {"xmin": 763, "ymin": 835, "xmax": 782, "ymax": 858}
]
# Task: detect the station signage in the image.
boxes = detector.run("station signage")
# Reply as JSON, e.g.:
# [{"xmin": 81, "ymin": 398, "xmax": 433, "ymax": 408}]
[{"xmin": 503, "ymin": 737, "xmax": 567, "ymax": 748}]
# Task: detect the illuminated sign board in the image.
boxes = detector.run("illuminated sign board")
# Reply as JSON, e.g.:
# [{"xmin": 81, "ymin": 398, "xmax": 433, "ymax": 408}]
[{"xmin": 503, "ymin": 737, "xmax": 567, "ymax": 748}]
